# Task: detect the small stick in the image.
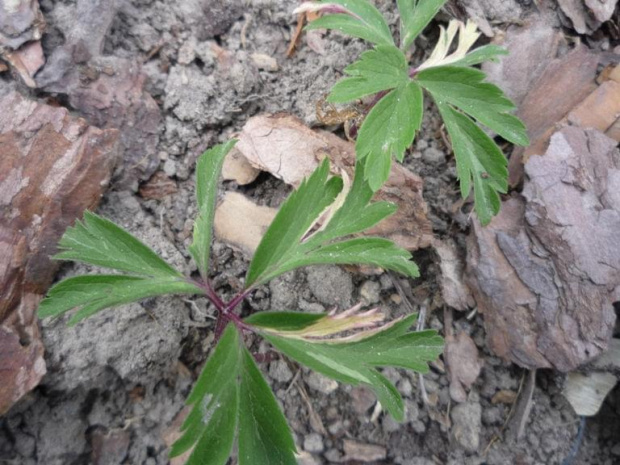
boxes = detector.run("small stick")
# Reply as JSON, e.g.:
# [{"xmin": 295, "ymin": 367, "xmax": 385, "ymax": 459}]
[{"xmin": 507, "ymin": 369, "xmax": 537, "ymax": 442}]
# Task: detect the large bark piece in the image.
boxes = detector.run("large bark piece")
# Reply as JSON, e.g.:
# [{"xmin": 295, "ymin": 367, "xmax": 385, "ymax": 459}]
[
  {"xmin": 236, "ymin": 114, "xmax": 433, "ymax": 251},
  {"xmin": 508, "ymin": 46, "xmax": 600, "ymax": 186},
  {"xmin": 467, "ymin": 128, "xmax": 618, "ymax": 371},
  {"xmin": 483, "ymin": 17, "xmax": 563, "ymax": 107},
  {"xmin": 0, "ymin": 91, "xmax": 119, "ymax": 414}
]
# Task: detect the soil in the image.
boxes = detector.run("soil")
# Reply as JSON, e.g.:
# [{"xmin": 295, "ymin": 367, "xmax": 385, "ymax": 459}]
[{"xmin": 1, "ymin": 1, "xmax": 619, "ymax": 465}]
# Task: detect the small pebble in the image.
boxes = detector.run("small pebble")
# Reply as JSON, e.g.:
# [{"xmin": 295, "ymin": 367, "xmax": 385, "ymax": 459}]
[
  {"xmin": 359, "ymin": 280, "xmax": 381, "ymax": 304},
  {"xmin": 163, "ymin": 159, "xmax": 177, "ymax": 177},
  {"xmin": 269, "ymin": 360, "xmax": 293, "ymax": 383},
  {"xmin": 304, "ymin": 433, "xmax": 324, "ymax": 453},
  {"xmin": 306, "ymin": 372, "xmax": 338, "ymax": 395},
  {"xmin": 422, "ymin": 146, "xmax": 446, "ymax": 164}
]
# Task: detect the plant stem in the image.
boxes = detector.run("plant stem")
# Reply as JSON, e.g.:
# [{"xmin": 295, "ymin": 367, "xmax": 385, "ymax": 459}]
[
  {"xmin": 224, "ymin": 287, "xmax": 254, "ymax": 313},
  {"xmin": 190, "ymin": 277, "xmax": 227, "ymax": 310},
  {"xmin": 190, "ymin": 278, "xmax": 257, "ymax": 341}
]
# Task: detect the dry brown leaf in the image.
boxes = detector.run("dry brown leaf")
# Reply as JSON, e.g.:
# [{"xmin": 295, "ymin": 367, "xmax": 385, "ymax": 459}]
[
  {"xmin": 492, "ymin": 390, "xmax": 518, "ymax": 405},
  {"xmin": 563, "ymin": 372, "xmax": 618, "ymax": 416},
  {"xmin": 445, "ymin": 332, "xmax": 483, "ymax": 403},
  {"xmin": 139, "ymin": 171, "xmax": 178, "ymax": 200},
  {"xmin": 213, "ymin": 192, "xmax": 277, "ymax": 255},
  {"xmin": 467, "ymin": 127, "xmax": 618, "ymax": 371},
  {"xmin": 162, "ymin": 406, "xmax": 192, "ymax": 465},
  {"xmin": 221, "ymin": 147, "xmax": 260, "ymax": 185},
  {"xmin": 235, "ymin": 113, "xmax": 433, "ymax": 251}
]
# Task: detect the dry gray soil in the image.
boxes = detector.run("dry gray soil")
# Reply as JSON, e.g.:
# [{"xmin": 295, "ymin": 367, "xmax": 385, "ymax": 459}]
[{"xmin": 1, "ymin": 1, "xmax": 619, "ymax": 464}]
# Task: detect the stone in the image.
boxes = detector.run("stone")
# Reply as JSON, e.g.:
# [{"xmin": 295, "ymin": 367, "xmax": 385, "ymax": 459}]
[
  {"xmin": 269, "ymin": 272, "xmax": 299, "ymax": 310},
  {"xmin": 359, "ymin": 280, "xmax": 381, "ymax": 305},
  {"xmin": 177, "ymin": 39, "xmax": 196, "ymax": 65},
  {"xmin": 585, "ymin": 0, "xmax": 618, "ymax": 23},
  {"xmin": 451, "ymin": 402, "xmax": 482, "ymax": 452},
  {"xmin": 36, "ymin": 0, "xmax": 161, "ymax": 190},
  {"xmin": 303, "ymin": 433, "xmax": 324, "ymax": 453},
  {"xmin": 163, "ymin": 159, "xmax": 177, "ymax": 178},
  {"xmin": 382, "ymin": 415, "xmax": 402, "ymax": 433},
  {"xmin": 397, "ymin": 378, "xmax": 413, "ymax": 397},
  {"xmin": 90, "ymin": 427, "xmax": 131, "ymax": 465},
  {"xmin": 251, "ymin": 53, "xmax": 279, "ymax": 72},
  {"xmin": 269, "ymin": 360, "xmax": 294, "ymax": 383},
  {"xmin": 342, "ymin": 440, "xmax": 387, "ymax": 462},
  {"xmin": 0, "ymin": 0, "xmax": 45, "ymax": 50},
  {"xmin": 307, "ymin": 265, "xmax": 354, "ymax": 308},
  {"xmin": 297, "ymin": 451, "xmax": 322, "ymax": 465},
  {"xmin": 350, "ymin": 386, "xmax": 377, "ymax": 415},
  {"xmin": 306, "ymin": 371, "xmax": 338, "ymax": 395},
  {"xmin": 422, "ymin": 146, "xmax": 446, "ymax": 165},
  {"xmin": 0, "ymin": 91, "xmax": 118, "ymax": 414}
]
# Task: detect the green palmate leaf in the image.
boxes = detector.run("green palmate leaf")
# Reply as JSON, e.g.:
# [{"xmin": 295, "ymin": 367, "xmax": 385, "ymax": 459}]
[
  {"xmin": 397, "ymin": 0, "xmax": 448, "ymax": 50},
  {"xmin": 305, "ymin": 0, "xmax": 394, "ymax": 46},
  {"xmin": 437, "ymin": 103, "xmax": 508, "ymax": 225},
  {"xmin": 416, "ymin": 66, "xmax": 529, "ymax": 146},
  {"xmin": 246, "ymin": 160, "xmax": 418, "ymax": 285},
  {"xmin": 190, "ymin": 140, "xmax": 237, "ymax": 278},
  {"xmin": 172, "ymin": 325, "xmax": 296, "ymax": 465},
  {"xmin": 273, "ymin": 238, "xmax": 419, "ymax": 281},
  {"xmin": 328, "ymin": 45, "xmax": 409, "ymax": 103},
  {"xmin": 171, "ymin": 324, "xmax": 241, "ymax": 465},
  {"xmin": 250, "ymin": 314, "xmax": 444, "ymax": 421},
  {"xmin": 55, "ymin": 211, "xmax": 181, "ymax": 278},
  {"xmin": 356, "ymin": 81, "xmax": 424, "ymax": 190},
  {"xmin": 246, "ymin": 159, "xmax": 343, "ymax": 287},
  {"xmin": 38, "ymin": 275, "xmax": 200, "ymax": 325},
  {"xmin": 238, "ymin": 347, "xmax": 297, "ymax": 465},
  {"xmin": 306, "ymin": 160, "xmax": 396, "ymax": 243},
  {"xmin": 450, "ymin": 44, "xmax": 509, "ymax": 67}
]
